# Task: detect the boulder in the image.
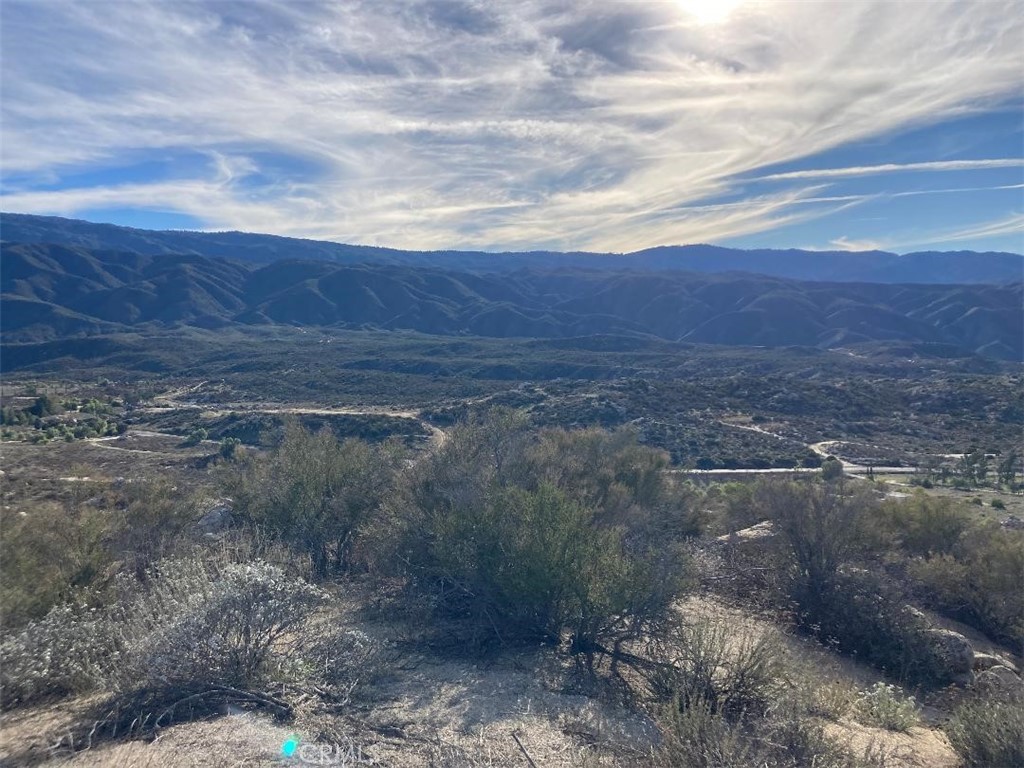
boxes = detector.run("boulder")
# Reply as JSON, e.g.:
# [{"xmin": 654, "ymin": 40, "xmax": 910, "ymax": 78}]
[
  {"xmin": 974, "ymin": 652, "xmax": 1019, "ymax": 674},
  {"xmin": 975, "ymin": 666, "xmax": 1023, "ymax": 697},
  {"xmin": 925, "ymin": 628, "xmax": 975, "ymax": 686},
  {"xmin": 197, "ymin": 498, "xmax": 234, "ymax": 535}
]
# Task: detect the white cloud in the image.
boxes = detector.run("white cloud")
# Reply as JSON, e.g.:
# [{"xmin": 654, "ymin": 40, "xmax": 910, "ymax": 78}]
[
  {"xmin": 755, "ymin": 159, "xmax": 1024, "ymax": 182},
  {"xmin": 829, "ymin": 236, "xmax": 883, "ymax": 252},
  {"xmin": 1, "ymin": 0, "xmax": 1022, "ymax": 250}
]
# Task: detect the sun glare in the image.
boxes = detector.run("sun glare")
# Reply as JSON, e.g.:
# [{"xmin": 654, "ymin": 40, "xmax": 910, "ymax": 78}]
[{"xmin": 676, "ymin": 0, "xmax": 747, "ymax": 25}]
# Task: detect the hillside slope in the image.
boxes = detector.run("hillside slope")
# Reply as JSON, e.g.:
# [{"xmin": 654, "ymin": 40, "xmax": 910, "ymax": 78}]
[{"xmin": 2, "ymin": 242, "xmax": 1021, "ymax": 359}]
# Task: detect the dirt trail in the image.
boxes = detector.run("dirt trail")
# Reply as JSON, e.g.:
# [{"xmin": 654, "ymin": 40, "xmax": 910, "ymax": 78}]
[{"xmin": 141, "ymin": 394, "xmax": 448, "ymax": 451}]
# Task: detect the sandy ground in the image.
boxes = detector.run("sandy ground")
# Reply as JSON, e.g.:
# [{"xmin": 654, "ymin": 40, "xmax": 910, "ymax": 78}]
[{"xmin": 1, "ymin": 592, "xmax": 975, "ymax": 768}]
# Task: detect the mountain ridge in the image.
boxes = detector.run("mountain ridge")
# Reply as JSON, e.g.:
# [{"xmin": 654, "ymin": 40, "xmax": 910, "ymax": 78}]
[
  {"xmin": 2, "ymin": 212, "xmax": 1021, "ymax": 284},
  {"xmin": 2, "ymin": 241, "xmax": 1021, "ymax": 360}
]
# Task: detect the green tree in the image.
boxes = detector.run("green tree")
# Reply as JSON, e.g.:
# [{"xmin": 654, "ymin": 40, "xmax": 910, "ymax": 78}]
[
  {"xmin": 821, "ymin": 457, "xmax": 844, "ymax": 481},
  {"xmin": 28, "ymin": 394, "xmax": 63, "ymax": 418},
  {"xmin": 997, "ymin": 451, "xmax": 1019, "ymax": 488},
  {"xmin": 181, "ymin": 427, "xmax": 208, "ymax": 447},
  {"xmin": 219, "ymin": 436, "xmax": 242, "ymax": 461}
]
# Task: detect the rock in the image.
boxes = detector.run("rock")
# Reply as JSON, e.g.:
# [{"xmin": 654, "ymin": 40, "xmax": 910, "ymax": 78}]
[
  {"xmin": 975, "ymin": 666, "xmax": 1023, "ymax": 697},
  {"xmin": 903, "ymin": 605, "xmax": 929, "ymax": 627},
  {"xmin": 925, "ymin": 628, "xmax": 975, "ymax": 686},
  {"xmin": 197, "ymin": 498, "xmax": 234, "ymax": 535},
  {"xmin": 717, "ymin": 520, "xmax": 776, "ymax": 544},
  {"xmin": 1000, "ymin": 515, "xmax": 1024, "ymax": 530},
  {"xmin": 974, "ymin": 652, "xmax": 1019, "ymax": 674}
]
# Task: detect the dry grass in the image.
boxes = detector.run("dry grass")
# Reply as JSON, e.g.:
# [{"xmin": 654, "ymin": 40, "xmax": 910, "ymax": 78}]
[{"xmin": 0, "ymin": 590, "xmax": 971, "ymax": 768}]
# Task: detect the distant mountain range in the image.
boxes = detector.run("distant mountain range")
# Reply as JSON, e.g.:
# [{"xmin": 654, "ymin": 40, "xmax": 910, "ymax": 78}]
[
  {"xmin": 3, "ymin": 240, "xmax": 1021, "ymax": 360},
  {"xmin": 3, "ymin": 212, "xmax": 1022, "ymax": 284}
]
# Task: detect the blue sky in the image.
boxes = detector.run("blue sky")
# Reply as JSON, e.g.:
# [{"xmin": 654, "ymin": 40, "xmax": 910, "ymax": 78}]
[{"xmin": 1, "ymin": 0, "xmax": 1022, "ymax": 254}]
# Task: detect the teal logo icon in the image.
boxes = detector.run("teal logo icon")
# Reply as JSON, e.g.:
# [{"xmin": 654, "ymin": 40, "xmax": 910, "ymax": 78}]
[{"xmin": 282, "ymin": 737, "xmax": 300, "ymax": 758}]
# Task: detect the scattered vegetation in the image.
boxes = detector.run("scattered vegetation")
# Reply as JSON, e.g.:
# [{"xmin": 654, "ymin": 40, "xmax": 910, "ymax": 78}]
[
  {"xmin": 945, "ymin": 695, "xmax": 1024, "ymax": 768},
  {"xmin": 1, "ymin": 387, "xmax": 1020, "ymax": 765},
  {"xmin": 853, "ymin": 682, "xmax": 918, "ymax": 732}
]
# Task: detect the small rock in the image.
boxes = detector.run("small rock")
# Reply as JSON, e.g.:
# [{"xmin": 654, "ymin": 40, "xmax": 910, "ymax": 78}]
[{"xmin": 1000, "ymin": 515, "xmax": 1024, "ymax": 530}]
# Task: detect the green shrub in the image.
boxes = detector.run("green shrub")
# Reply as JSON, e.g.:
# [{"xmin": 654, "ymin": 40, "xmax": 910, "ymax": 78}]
[
  {"xmin": 745, "ymin": 481, "xmax": 960, "ymax": 686},
  {"xmin": 108, "ymin": 478, "xmax": 198, "ymax": 580},
  {"xmin": 218, "ymin": 436, "xmax": 243, "ymax": 460},
  {"xmin": 946, "ymin": 697, "xmax": 1024, "ymax": 768},
  {"xmin": 871, "ymin": 495, "xmax": 971, "ymax": 556},
  {"xmin": 227, "ymin": 424, "xmax": 403, "ymax": 577},
  {"xmin": 908, "ymin": 525, "xmax": 1024, "ymax": 646},
  {"xmin": 391, "ymin": 481, "xmax": 687, "ymax": 650},
  {"xmin": 991, "ymin": 498, "xmax": 1006, "ymax": 510},
  {"xmin": 0, "ymin": 494, "xmax": 112, "ymax": 627},
  {"xmin": 181, "ymin": 427, "xmax": 208, "ymax": 446},
  {"xmin": 756, "ymin": 479, "xmax": 873, "ymax": 601},
  {"xmin": 28, "ymin": 394, "xmax": 63, "ymax": 417},
  {"xmin": 821, "ymin": 458, "xmax": 844, "ymax": 481},
  {"xmin": 853, "ymin": 682, "xmax": 918, "ymax": 732},
  {"xmin": 379, "ymin": 416, "xmax": 695, "ymax": 652},
  {"xmin": 799, "ymin": 571, "xmax": 948, "ymax": 686}
]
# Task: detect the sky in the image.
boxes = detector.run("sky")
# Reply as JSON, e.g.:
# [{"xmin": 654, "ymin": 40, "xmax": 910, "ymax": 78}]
[{"xmin": 1, "ymin": 0, "xmax": 1022, "ymax": 254}]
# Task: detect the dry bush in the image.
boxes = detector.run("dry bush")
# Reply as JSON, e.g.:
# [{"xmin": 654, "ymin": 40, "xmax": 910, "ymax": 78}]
[
  {"xmin": 126, "ymin": 560, "xmax": 327, "ymax": 688},
  {"xmin": 648, "ymin": 618, "xmax": 786, "ymax": 718},
  {"xmin": 853, "ymin": 682, "xmax": 918, "ymax": 732},
  {"xmin": 644, "ymin": 615, "xmax": 882, "ymax": 767},
  {"xmin": 296, "ymin": 623, "xmax": 398, "ymax": 707},
  {"xmin": 0, "ymin": 602, "xmax": 110, "ymax": 708},
  {"xmin": 805, "ymin": 679, "xmax": 859, "ymax": 721},
  {"xmin": 654, "ymin": 696, "xmax": 880, "ymax": 768},
  {"xmin": 945, "ymin": 693, "xmax": 1024, "ymax": 767},
  {"xmin": 1, "ymin": 558, "xmax": 326, "ymax": 711}
]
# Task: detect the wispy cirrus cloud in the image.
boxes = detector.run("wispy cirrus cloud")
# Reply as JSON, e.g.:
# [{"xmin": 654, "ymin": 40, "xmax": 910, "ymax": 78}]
[
  {"xmin": 1, "ymin": 0, "xmax": 1022, "ymax": 251},
  {"xmin": 925, "ymin": 213, "xmax": 1024, "ymax": 245},
  {"xmin": 755, "ymin": 159, "xmax": 1024, "ymax": 182}
]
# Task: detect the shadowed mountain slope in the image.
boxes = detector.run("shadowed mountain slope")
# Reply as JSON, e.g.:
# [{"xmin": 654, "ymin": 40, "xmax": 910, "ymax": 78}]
[{"xmin": 2, "ymin": 242, "xmax": 1021, "ymax": 360}]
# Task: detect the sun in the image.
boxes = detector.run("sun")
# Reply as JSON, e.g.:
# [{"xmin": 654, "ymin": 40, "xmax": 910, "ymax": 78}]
[{"xmin": 676, "ymin": 0, "xmax": 747, "ymax": 25}]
